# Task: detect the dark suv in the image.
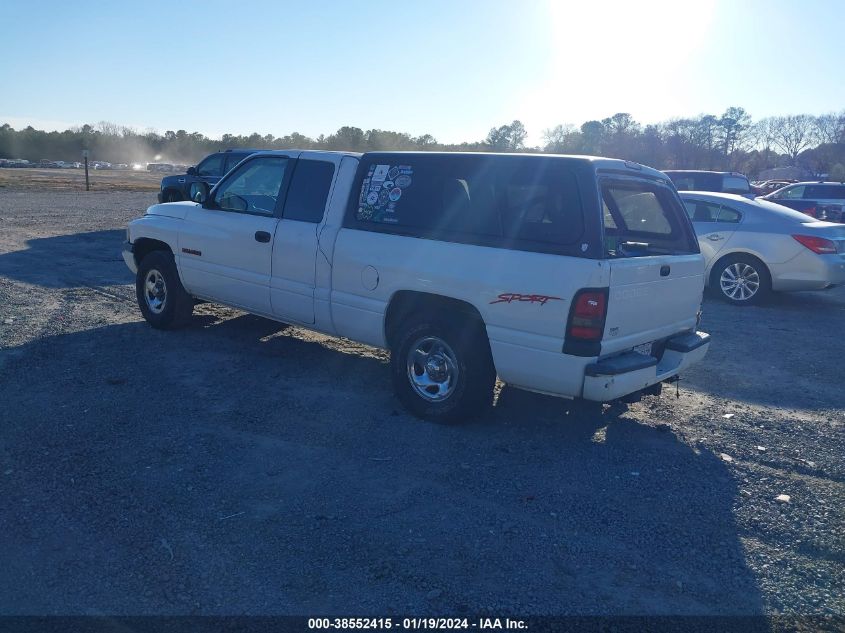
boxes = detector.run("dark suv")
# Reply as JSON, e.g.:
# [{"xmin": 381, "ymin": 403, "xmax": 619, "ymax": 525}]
[
  {"xmin": 157, "ymin": 149, "xmax": 259, "ymax": 202},
  {"xmin": 663, "ymin": 170, "xmax": 753, "ymax": 197},
  {"xmin": 761, "ymin": 181, "xmax": 845, "ymax": 222}
]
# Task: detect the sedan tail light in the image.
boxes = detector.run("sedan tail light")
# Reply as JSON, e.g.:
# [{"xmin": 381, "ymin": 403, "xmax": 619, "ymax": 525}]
[{"xmin": 792, "ymin": 234, "xmax": 837, "ymax": 254}]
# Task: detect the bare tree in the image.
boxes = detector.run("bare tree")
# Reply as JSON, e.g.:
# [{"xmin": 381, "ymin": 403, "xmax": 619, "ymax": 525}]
[
  {"xmin": 813, "ymin": 112, "xmax": 845, "ymax": 145},
  {"xmin": 96, "ymin": 121, "xmax": 122, "ymax": 135},
  {"xmin": 542, "ymin": 124, "xmax": 575, "ymax": 153},
  {"xmin": 751, "ymin": 117, "xmax": 779, "ymax": 169},
  {"xmin": 770, "ymin": 114, "xmax": 816, "ymax": 164}
]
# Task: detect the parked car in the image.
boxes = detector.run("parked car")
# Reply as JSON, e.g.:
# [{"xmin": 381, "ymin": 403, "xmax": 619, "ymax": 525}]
[
  {"xmin": 147, "ymin": 163, "xmax": 174, "ymax": 173},
  {"xmin": 664, "ymin": 170, "xmax": 754, "ymax": 197},
  {"xmin": 157, "ymin": 149, "xmax": 258, "ymax": 203},
  {"xmin": 2, "ymin": 159, "xmax": 31, "ymax": 168},
  {"xmin": 680, "ymin": 191, "xmax": 845, "ymax": 305},
  {"xmin": 759, "ymin": 181, "xmax": 845, "ymax": 223},
  {"xmin": 756, "ymin": 180, "xmax": 795, "ymax": 195},
  {"xmin": 123, "ymin": 150, "xmax": 710, "ymax": 421}
]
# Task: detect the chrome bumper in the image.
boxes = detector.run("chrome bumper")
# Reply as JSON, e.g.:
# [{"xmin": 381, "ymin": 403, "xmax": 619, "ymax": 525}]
[{"xmin": 122, "ymin": 241, "xmax": 137, "ymax": 275}]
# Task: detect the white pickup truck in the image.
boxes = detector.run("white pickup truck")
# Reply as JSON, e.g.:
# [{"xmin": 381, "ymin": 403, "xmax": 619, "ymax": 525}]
[{"xmin": 123, "ymin": 150, "xmax": 710, "ymax": 421}]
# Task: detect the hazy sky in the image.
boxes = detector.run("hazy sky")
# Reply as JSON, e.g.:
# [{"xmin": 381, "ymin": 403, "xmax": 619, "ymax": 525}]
[{"xmin": 2, "ymin": 0, "xmax": 844, "ymax": 145}]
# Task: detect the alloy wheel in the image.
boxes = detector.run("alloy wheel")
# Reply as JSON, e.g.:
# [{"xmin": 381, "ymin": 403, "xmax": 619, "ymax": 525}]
[{"xmin": 720, "ymin": 262, "xmax": 760, "ymax": 301}]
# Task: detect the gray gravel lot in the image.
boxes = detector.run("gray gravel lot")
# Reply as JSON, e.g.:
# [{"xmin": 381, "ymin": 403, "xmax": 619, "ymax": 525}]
[{"xmin": 0, "ymin": 188, "xmax": 843, "ymax": 617}]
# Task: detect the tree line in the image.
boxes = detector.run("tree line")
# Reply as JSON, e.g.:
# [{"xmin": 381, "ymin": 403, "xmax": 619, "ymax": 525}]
[{"xmin": 2, "ymin": 107, "xmax": 844, "ymax": 178}]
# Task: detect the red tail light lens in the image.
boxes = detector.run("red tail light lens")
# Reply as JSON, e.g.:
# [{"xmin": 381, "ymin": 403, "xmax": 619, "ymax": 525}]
[
  {"xmin": 568, "ymin": 290, "xmax": 608, "ymax": 341},
  {"xmin": 792, "ymin": 234, "xmax": 837, "ymax": 254}
]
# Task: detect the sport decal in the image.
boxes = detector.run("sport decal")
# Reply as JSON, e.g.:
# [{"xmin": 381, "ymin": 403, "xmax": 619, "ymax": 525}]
[{"xmin": 490, "ymin": 293, "xmax": 563, "ymax": 306}]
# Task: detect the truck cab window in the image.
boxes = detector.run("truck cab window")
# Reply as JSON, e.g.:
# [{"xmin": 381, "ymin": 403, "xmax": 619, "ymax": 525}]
[
  {"xmin": 197, "ymin": 154, "xmax": 224, "ymax": 177},
  {"xmin": 283, "ymin": 160, "xmax": 336, "ymax": 223},
  {"xmin": 224, "ymin": 153, "xmax": 247, "ymax": 174},
  {"xmin": 213, "ymin": 157, "xmax": 288, "ymax": 215}
]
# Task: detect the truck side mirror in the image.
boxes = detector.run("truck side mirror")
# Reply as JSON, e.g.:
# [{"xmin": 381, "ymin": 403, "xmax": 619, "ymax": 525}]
[
  {"xmin": 190, "ymin": 182, "xmax": 210, "ymax": 204},
  {"xmin": 186, "ymin": 166, "xmax": 197, "ymax": 176}
]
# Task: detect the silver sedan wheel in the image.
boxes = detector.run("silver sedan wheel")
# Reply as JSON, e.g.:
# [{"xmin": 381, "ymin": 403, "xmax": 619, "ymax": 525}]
[
  {"xmin": 406, "ymin": 336, "xmax": 460, "ymax": 402},
  {"xmin": 143, "ymin": 268, "xmax": 167, "ymax": 314},
  {"xmin": 720, "ymin": 262, "xmax": 760, "ymax": 301}
]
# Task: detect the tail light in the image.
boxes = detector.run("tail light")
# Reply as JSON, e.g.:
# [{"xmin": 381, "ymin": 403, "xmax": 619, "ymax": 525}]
[
  {"xmin": 563, "ymin": 289, "xmax": 609, "ymax": 356},
  {"xmin": 792, "ymin": 234, "xmax": 837, "ymax": 254},
  {"xmin": 569, "ymin": 291, "xmax": 607, "ymax": 340},
  {"xmin": 803, "ymin": 207, "xmax": 817, "ymax": 218}
]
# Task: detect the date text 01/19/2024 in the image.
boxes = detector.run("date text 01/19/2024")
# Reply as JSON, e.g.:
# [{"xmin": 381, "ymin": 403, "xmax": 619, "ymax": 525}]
[{"xmin": 307, "ymin": 617, "xmax": 528, "ymax": 630}]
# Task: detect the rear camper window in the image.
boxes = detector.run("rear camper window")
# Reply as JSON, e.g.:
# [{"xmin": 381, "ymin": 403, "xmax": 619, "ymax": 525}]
[
  {"xmin": 350, "ymin": 155, "xmax": 586, "ymax": 254},
  {"xmin": 723, "ymin": 175, "xmax": 751, "ymax": 194},
  {"xmin": 602, "ymin": 180, "xmax": 698, "ymax": 257}
]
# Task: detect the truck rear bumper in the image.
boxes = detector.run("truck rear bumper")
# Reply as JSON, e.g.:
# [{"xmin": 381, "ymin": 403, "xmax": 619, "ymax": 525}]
[{"xmin": 582, "ymin": 331, "xmax": 710, "ymax": 402}]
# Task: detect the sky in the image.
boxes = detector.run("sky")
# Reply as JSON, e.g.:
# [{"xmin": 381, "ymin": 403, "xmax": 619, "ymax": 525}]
[{"xmin": 1, "ymin": 0, "xmax": 844, "ymax": 146}]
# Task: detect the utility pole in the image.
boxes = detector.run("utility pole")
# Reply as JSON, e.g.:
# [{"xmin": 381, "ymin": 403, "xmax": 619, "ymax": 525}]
[{"xmin": 82, "ymin": 149, "xmax": 90, "ymax": 191}]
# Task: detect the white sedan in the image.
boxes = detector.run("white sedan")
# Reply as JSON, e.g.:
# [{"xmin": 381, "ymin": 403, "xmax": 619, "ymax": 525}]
[{"xmin": 680, "ymin": 192, "xmax": 845, "ymax": 305}]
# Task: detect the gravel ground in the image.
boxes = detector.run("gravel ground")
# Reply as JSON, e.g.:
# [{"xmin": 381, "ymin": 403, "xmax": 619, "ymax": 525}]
[{"xmin": 0, "ymin": 188, "xmax": 842, "ymax": 617}]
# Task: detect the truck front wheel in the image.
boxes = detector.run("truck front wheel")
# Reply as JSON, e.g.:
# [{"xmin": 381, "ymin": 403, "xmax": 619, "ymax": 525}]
[
  {"xmin": 135, "ymin": 250, "xmax": 194, "ymax": 329},
  {"xmin": 390, "ymin": 315, "xmax": 495, "ymax": 423}
]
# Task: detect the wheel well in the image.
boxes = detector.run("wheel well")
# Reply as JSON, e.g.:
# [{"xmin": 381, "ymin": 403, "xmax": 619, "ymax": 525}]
[
  {"xmin": 384, "ymin": 291, "xmax": 486, "ymax": 349},
  {"xmin": 133, "ymin": 238, "xmax": 172, "ymax": 266},
  {"xmin": 709, "ymin": 251, "xmax": 770, "ymax": 287}
]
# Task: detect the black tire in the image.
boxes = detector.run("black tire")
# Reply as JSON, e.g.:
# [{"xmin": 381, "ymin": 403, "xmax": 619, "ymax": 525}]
[
  {"xmin": 135, "ymin": 250, "xmax": 194, "ymax": 329},
  {"xmin": 390, "ymin": 314, "xmax": 495, "ymax": 423},
  {"xmin": 163, "ymin": 189, "xmax": 182, "ymax": 203},
  {"xmin": 711, "ymin": 254, "xmax": 770, "ymax": 306}
]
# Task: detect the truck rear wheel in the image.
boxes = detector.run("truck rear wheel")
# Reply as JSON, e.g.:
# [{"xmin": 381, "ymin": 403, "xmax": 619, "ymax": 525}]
[
  {"xmin": 136, "ymin": 250, "xmax": 194, "ymax": 329},
  {"xmin": 390, "ymin": 314, "xmax": 495, "ymax": 423}
]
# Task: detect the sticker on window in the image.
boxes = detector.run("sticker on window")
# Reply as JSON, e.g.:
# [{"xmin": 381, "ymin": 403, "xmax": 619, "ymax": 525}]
[{"xmin": 357, "ymin": 164, "xmax": 413, "ymax": 222}]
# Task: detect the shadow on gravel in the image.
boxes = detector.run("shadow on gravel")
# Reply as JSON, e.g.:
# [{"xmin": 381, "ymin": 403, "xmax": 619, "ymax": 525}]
[
  {"xmin": 0, "ymin": 314, "xmax": 767, "ymax": 617},
  {"xmin": 0, "ymin": 229, "xmax": 130, "ymax": 288},
  {"xmin": 681, "ymin": 288, "xmax": 845, "ymax": 412}
]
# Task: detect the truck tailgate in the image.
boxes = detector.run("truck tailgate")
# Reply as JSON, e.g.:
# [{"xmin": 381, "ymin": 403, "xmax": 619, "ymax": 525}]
[{"xmin": 603, "ymin": 254, "xmax": 704, "ymax": 355}]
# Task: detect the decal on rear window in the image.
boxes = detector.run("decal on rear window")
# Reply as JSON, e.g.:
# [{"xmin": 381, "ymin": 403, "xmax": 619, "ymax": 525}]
[{"xmin": 357, "ymin": 164, "xmax": 414, "ymax": 224}]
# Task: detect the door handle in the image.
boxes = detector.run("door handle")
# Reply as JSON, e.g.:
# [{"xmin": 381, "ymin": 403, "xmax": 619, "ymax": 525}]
[
  {"xmin": 707, "ymin": 234, "xmax": 724, "ymax": 241},
  {"xmin": 254, "ymin": 231, "xmax": 271, "ymax": 243},
  {"xmin": 660, "ymin": 265, "xmax": 671, "ymax": 277}
]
